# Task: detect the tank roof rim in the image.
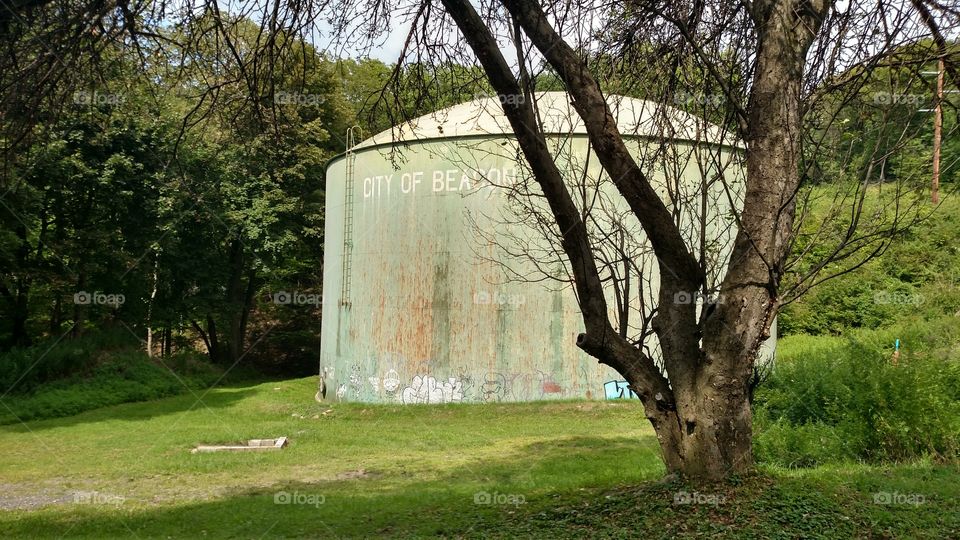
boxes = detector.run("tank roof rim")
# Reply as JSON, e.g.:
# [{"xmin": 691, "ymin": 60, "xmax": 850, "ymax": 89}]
[{"xmin": 324, "ymin": 131, "xmax": 744, "ymax": 173}]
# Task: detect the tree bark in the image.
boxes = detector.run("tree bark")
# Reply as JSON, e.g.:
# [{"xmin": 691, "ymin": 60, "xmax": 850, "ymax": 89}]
[
  {"xmin": 163, "ymin": 323, "xmax": 171, "ymax": 357},
  {"xmin": 236, "ymin": 266, "xmax": 259, "ymax": 357},
  {"xmin": 192, "ymin": 315, "xmax": 222, "ymax": 363},
  {"xmin": 3, "ymin": 282, "xmax": 30, "ymax": 348},
  {"xmin": 146, "ymin": 256, "xmax": 159, "ymax": 357},
  {"xmin": 222, "ymin": 239, "xmax": 258, "ymax": 366}
]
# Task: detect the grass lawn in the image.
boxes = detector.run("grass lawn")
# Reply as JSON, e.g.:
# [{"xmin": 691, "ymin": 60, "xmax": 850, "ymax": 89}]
[{"xmin": 0, "ymin": 376, "xmax": 955, "ymax": 539}]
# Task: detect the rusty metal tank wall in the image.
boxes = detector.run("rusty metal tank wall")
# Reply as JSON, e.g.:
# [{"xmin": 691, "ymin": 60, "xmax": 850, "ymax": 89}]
[{"xmin": 320, "ymin": 135, "xmax": 747, "ymax": 403}]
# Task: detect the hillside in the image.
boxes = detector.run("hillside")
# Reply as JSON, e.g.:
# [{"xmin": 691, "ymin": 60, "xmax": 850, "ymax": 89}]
[{"xmin": 781, "ymin": 192, "xmax": 960, "ymax": 336}]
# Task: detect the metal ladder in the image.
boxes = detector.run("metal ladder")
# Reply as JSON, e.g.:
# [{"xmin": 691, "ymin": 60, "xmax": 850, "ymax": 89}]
[{"xmin": 340, "ymin": 126, "xmax": 362, "ymax": 306}]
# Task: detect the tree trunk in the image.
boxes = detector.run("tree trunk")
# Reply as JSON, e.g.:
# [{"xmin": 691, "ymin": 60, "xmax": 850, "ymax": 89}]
[
  {"xmin": 233, "ymin": 267, "xmax": 259, "ymax": 361},
  {"xmin": 162, "ymin": 323, "xmax": 171, "ymax": 357},
  {"xmin": 223, "ymin": 238, "xmax": 257, "ymax": 366},
  {"xmin": 146, "ymin": 256, "xmax": 159, "ymax": 357},
  {"xmin": 643, "ymin": 366, "xmax": 754, "ymax": 478},
  {"xmin": 206, "ymin": 314, "xmax": 221, "ymax": 363},
  {"xmin": 49, "ymin": 295, "xmax": 62, "ymax": 335},
  {"xmin": 192, "ymin": 316, "xmax": 221, "ymax": 363},
  {"xmin": 9, "ymin": 281, "xmax": 30, "ymax": 347}
]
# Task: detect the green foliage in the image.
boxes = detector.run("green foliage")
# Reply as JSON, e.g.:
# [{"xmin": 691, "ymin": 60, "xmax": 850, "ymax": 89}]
[
  {"xmin": 0, "ymin": 330, "xmax": 135, "ymax": 393},
  {"xmin": 0, "ymin": 24, "xmax": 341, "ymax": 371},
  {"xmin": 753, "ymin": 419, "xmax": 853, "ymax": 468},
  {"xmin": 0, "ymin": 331, "xmax": 221, "ymax": 423},
  {"xmin": 781, "ymin": 194, "xmax": 960, "ymax": 335},
  {"xmin": 755, "ymin": 319, "xmax": 960, "ymax": 467}
]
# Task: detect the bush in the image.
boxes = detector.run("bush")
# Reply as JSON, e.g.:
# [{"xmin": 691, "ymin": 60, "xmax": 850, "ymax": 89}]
[
  {"xmin": 755, "ymin": 319, "xmax": 960, "ymax": 466},
  {"xmin": 0, "ymin": 335, "xmax": 222, "ymax": 424},
  {"xmin": 0, "ymin": 330, "xmax": 140, "ymax": 393},
  {"xmin": 753, "ymin": 416, "xmax": 854, "ymax": 467}
]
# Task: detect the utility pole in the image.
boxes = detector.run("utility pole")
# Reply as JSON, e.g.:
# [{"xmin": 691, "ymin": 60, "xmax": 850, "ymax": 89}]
[
  {"xmin": 932, "ymin": 57, "xmax": 944, "ymax": 205},
  {"xmin": 922, "ymin": 58, "xmax": 950, "ymax": 205}
]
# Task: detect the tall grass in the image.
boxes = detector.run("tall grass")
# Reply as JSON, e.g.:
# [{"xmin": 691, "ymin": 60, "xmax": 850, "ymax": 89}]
[
  {"xmin": 754, "ymin": 318, "xmax": 960, "ymax": 467},
  {"xmin": 0, "ymin": 331, "xmax": 221, "ymax": 424},
  {"xmin": 0, "ymin": 330, "xmax": 140, "ymax": 393}
]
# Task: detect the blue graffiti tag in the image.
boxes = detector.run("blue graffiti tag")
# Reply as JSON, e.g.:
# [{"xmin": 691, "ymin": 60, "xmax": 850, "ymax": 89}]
[{"xmin": 603, "ymin": 380, "xmax": 639, "ymax": 400}]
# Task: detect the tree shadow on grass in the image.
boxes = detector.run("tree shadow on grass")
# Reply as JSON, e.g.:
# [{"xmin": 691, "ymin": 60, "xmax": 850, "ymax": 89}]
[
  {"xmin": 0, "ymin": 385, "xmax": 259, "ymax": 433},
  {"xmin": 0, "ymin": 435, "xmax": 666, "ymax": 538},
  {"xmin": 7, "ymin": 431, "xmax": 952, "ymax": 539}
]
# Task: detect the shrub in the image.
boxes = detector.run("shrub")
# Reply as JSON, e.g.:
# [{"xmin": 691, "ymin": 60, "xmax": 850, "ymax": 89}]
[
  {"xmin": 753, "ymin": 415, "xmax": 854, "ymax": 467},
  {"xmin": 779, "ymin": 194, "xmax": 960, "ymax": 336},
  {"xmin": 754, "ymin": 319, "xmax": 960, "ymax": 466},
  {"xmin": 0, "ymin": 329, "xmax": 140, "ymax": 393},
  {"xmin": 0, "ymin": 334, "xmax": 221, "ymax": 424}
]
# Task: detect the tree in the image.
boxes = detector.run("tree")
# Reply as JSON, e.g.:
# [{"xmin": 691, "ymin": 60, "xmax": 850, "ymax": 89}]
[
  {"xmin": 0, "ymin": 74, "xmax": 174, "ymax": 347},
  {"xmin": 332, "ymin": 0, "xmax": 957, "ymax": 479},
  {"xmin": 147, "ymin": 16, "xmax": 335, "ymax": 366},
  {"xmin": 0, "ymin": 14, "xmax": 334, "ymax": 373}
]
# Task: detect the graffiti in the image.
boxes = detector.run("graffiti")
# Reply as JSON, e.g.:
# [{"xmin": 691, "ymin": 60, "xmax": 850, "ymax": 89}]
[
  {"xmin": 331, "ymin": 351, "xmax": 605, "ymax": 403},
  {"xmin": 603, "ymin": 380, "xmax": 639, "ymax": 400},
  {"xmin": 481, "ymin": 373, "xmax": 504, "ymax": 402},
  {"xmin": 382, "ymin": 369, "xmax": 401, "ymax": 394},
  {"xmin": 536, "ymin": 370, "xmax": 564, "ymax": 396},
  {"xmin": 541, "ymin": 380, "xmax": 562, "ymax": 394},
  {"xmin": 457, "ymin": 373, "xmax": 475, "ymax": 401},
  {"xmin": 500, "ymin": 372, "xmax": 520, "ymax": 401},
  {"xmin": 400, "ymin": 375, "xmax": 464, "ymax": 404},
  {"xmin": 444, "ymin": 377, "xmax": 465, "ymax": 402},
  {"xmin": 509, "ymin": 372, "xmax": 534, "ymax": 400},
  {"xmin": 348, "ymin": 365, "xmax": 362, "ymax": 398},
  {"xmin": 401, "ymin": 376, "xmax": 442, "ymax": 403},
  {"xmin": 477, "ymin": 371, "xmax": 569, "ymax": 401}
]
